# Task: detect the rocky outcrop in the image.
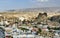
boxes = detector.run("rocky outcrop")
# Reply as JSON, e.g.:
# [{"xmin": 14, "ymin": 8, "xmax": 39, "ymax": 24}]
[
  {"xmin": 34, "ymin": 12, "xmax": 47, "ymax": 24},
  {"xmin": 49, "ymin": 15, "xmax": 60, "ymax": 23}
]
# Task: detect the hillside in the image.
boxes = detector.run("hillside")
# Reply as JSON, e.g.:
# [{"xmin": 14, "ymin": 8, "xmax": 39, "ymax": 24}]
[{"xmin": 0, "ymin": 7, "xmax": 60, "ymax": 20}]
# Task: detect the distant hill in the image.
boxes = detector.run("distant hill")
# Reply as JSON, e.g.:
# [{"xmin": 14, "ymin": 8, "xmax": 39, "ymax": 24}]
[{"xmin": 5, "ymin": 7, "xmax": 60, "ymax": 13}]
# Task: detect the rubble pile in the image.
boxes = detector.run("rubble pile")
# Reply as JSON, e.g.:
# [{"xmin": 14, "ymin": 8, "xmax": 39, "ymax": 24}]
[{"xmin": 0, "ymin": 12, "xmax": 60, "ymax": 38}]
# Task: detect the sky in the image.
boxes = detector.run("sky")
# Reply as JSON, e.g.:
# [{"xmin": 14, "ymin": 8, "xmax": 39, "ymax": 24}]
[{"xmin": 0, "ymin": 0, "xmax": 60, "ymax": 11}]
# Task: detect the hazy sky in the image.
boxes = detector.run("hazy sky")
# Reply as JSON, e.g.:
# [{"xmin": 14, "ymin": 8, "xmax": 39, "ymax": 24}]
[{"xmin": 0, "ymin": 0, "xmax": 60, "ymax": 11}]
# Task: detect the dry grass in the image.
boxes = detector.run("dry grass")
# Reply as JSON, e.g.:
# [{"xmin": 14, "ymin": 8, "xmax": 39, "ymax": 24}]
[{"xmin": 0, "ymin": 12, "xmax": 60, "ymax": 20}]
